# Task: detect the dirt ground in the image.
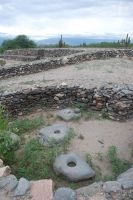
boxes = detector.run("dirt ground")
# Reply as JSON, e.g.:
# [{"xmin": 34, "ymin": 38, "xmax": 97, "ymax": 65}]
[
  {"xmin": 1, "ymin": 56, "xmax": 133, "ymax": 200},
  {"xmin": 1, "ymin": 57, "xmax": 133, "ymax": 92},
  {"xmin": 23, "ymin": 109, "xmax": 133, "ymax": 178},
  {"xmin": 1, "ymin": 57, "xmax": 133, "ymax": 178}
]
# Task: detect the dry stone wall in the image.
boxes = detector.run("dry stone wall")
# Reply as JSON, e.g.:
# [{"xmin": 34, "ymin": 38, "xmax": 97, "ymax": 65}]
[
  {"xmin": 1, "ymin": 49, "xmax": 133, "ymax": 80},
  {"xmin": 0, "ymin": 83, "xmax": 133, "ymax": 121},
  {"xmin": 4, "ymin": 48, "xmax": 83, "ymax": 61}
]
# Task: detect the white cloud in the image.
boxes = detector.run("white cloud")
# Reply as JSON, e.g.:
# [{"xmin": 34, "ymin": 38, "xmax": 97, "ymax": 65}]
[{"xmin": 0, "ymin": 0, "xmax": 133, "ymax": 38}]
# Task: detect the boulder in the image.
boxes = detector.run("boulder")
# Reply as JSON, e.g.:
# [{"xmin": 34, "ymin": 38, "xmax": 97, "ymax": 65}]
[
  {"xmin": 53, "ymin": 152, "xmax": 95, "ymax": 182},
  {"xmin": 103, "ymin": 181, "xmax": 122, "ymax": 193},
  {"xmin": 117, "ymin": 167, "xmax": 133, "ymax": 189}
]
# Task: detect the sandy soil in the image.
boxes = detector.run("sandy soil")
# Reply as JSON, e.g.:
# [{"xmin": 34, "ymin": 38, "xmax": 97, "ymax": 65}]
[
  {"xmin": 1, "ymin": 57, "xmax": 133, "ymax": 92},
  {"xmin": 68, "ymin": 119, "xmax": 133, "ymax": 176},
  {"xmin": 22, "ymin": 109, "xmax": 133, "ymax": 177}
]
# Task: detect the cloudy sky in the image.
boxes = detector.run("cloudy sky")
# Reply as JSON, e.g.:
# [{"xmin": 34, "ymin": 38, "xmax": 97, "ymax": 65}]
[{"xmin": 0, "ymin": 0, "xmax": 133, "ymax": 39}]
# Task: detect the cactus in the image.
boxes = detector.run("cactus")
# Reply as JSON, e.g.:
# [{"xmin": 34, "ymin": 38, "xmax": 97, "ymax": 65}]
[
  {"xmin": 119, "ymin": 34, "xmax": 131, "ymax": 48},
  {"xmin": 58, "ymin": 35, "xmax": 64, "ymax": 48}
]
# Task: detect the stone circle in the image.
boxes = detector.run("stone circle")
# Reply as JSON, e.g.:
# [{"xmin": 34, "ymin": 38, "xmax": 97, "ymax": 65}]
[
  {"xmin": 38, "ymin": 124, "xmax": 71, "ymax": 146},
  {"xmin": 56, "ymin": 108, "xmax": 81, "ymax": 121},
  {"xmin": 53, "ymin": 152, "xmax": 95, "ymax": 182}
]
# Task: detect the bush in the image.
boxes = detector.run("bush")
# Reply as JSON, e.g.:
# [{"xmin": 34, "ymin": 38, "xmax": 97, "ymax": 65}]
[
  {"xmin": 108, "ymin": 146, "xmax": 132, "ymax": 177},
  {"xmin": 0, "ymin": 131, "xmax": 16, "ymax": 164}
]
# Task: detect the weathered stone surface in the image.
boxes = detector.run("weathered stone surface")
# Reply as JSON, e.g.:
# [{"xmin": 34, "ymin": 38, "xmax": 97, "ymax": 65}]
[
  {"xmin": 54, "ymin": 187, "xmax": 76, "ymax": 200},
  {"xmin": 103, "ymin": 181, "xmax": 122, "ymax": 193},
  {"xmin": 117, "ymin": 167, "xmax": 133, "ymax": 189},
  {"xmin": 53, "ymin": 152, "xmax": 95, "ymax": 182},
  {"xmin": 1, "ymin": 82, "xmax": 133, "ymax": 121},
  {"xmin": 56, "ymin": 108, "xmax": 81, "ymax": 121},
  {"xmin": 0, "ymin": 175, "xmax": 18, "ymax": 191},
  {"xmin": 76, "ymin": 182, "xmax": 103, "ymax": 199},
  {"xmin": 0, "ymin": 166, "xmax": 11, "ymax": 178},
  {"xmin": 30, "ymin": 179, "xmax": 53, "ymax": 200},
  {"xmin": 38, "ymin": 124, "xmax": 71, "ymax": 146},
  {"xmin": 13, "ymin": 177, "xmax": 30, "ymax": 196}
]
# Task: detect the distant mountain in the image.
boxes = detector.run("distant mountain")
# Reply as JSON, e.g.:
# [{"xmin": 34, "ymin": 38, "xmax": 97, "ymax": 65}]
[{"xmin": 37, "ymin": 36, "xmax": 118, "ymax": 46}]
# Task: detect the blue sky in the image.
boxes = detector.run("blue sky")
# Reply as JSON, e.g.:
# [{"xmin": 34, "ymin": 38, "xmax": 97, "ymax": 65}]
[{"xmin": 0, "ymin": 0, "xmax": 133, "ymax": 39}]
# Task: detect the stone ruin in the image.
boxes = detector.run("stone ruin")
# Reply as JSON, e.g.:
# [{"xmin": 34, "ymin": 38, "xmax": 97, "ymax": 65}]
[
  {"xmin": 1, "ymin": 158, "xmax": 133, "ymax": 199},
  {"xmin": 1, "ymin": 48, "xmax": 133, "ymax": 199},
  {"xmin": 3, "ymin": 48, "xmax": 83, "ymax": 61},
  {"xmin": 1, "ymin": 83, "xmax": 133, "ymax": 121}
]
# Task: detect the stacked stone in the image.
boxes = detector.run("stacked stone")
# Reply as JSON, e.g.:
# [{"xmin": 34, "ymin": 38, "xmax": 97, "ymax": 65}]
[
  {"xmin": 1, "ymin": 83, "xmax": 133, "ymax": 121},
  {"xmin": 4, "ymin": 48, "xmax": 83, "ymax": 61},
  {"xmin": 98, "ymin": 83, "xmax": 133, "ymax": 121},
  {"xmin": 1, "ymin": 49, "xmax": 133, "ymax": 79},
  {"xmin": 0, "ymin": 86, "xmax": 95, "ymax": 116}
]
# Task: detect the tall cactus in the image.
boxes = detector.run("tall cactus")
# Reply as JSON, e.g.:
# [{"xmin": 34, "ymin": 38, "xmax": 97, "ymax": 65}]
[
  {"xmin": 125, "ymin": 34, "xmax": 130, "ymax": 47},
  {"xmin": 119, "ymin": 34, "xmax": 131, "ymax": 48}
]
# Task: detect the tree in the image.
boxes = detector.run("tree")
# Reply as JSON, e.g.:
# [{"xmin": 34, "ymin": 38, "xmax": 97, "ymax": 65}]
[{"xmin": 1, "ymin": 35, "xmax": 36, "ymax": 51}]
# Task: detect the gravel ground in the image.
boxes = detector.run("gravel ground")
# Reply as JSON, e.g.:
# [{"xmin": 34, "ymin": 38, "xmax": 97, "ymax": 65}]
[{"xmin": 0, "ymin": 57, "xmax": 133, "ymax": 93}]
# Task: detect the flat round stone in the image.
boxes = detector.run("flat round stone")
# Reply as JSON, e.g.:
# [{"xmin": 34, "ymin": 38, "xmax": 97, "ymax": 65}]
[
  {"xmin": 53, "ymin": 152, "xmax": 95, "ymax": 182},
  {"xmin": 38, "ymin": 124, "xmax": 71, "ymax": 146}
]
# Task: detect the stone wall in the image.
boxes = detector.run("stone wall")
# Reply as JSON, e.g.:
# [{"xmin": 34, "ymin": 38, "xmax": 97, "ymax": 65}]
[
  {"xmin": 0, "ymin": 83, "xmax": 133, "ymax": 121},
  {"xmin": 4, "ymin": 48, "xmax": 83, "ymax": 61},
  {"xmin": 1, "ymin": 49, "xmax": 133, "ymax": 80}
]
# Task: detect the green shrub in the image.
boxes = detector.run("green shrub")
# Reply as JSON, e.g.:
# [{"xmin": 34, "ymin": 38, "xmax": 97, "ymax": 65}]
[
  {"xmin": 0, "ymin": 105, "xmax": 8, "ymax": 131},
  {"xmin": 0, "ymin": 131, "xmax": 16, "ymax": 164},
  {"xmin": 108, "ymin": 146, "xmax": 132, "ymax": 177},
  {"xmin": 9, "ymin": 116, "xmax": 44, "ymax": 135}
]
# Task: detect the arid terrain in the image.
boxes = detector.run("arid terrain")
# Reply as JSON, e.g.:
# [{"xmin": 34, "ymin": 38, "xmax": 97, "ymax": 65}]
[
  {"xmin": 1, "ymin": 57, "xmax": 133, "ymax": 93},
  {"xmin": 1, "ymin": 55, "xmax": 133, "ymax": 199}
]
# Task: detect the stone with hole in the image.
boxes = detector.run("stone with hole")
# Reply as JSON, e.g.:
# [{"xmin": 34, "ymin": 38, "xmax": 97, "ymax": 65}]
[
  {"xmin": 38, "ymin": 124, "xmax": 71, "ymax": 146},
  {"xmin": 56, "ymin": 108, "xmax": 81, "ymax": 121},
  {"xmin": 53, "ymin": 152, "xmax": 95, "ymax": 182}
]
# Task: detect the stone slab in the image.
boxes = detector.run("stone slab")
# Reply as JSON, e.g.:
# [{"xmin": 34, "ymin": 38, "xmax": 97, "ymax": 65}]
[{"xmin": 30, "ymin": 179, "xmax": 53, "ymax": 200}]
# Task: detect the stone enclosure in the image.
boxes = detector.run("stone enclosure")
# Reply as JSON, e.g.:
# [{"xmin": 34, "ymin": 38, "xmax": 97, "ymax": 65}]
[
  {"xmin": 1, "ymin": 48, "xmax": 133, "ymax": 79},
  {"xmin": 1, "ymin": 48, "xmax": 133, "ymax": 199},
  {"xmin": 1, "ymin": 83, "xmax": 133, "ymax": 121}
]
